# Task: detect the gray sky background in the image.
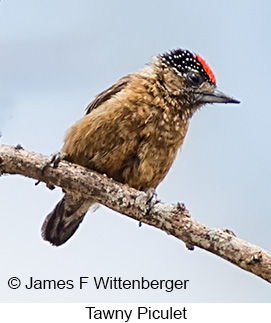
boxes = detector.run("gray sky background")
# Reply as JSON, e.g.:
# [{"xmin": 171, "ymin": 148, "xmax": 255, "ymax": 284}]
[{"xmin": 1, "ymin": 0, "xmax": 271, "ymax": 302}]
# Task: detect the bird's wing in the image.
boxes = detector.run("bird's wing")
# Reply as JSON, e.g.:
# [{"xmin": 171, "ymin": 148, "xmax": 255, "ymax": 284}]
[{"xmin": 85, "ymin": 75, "xmax": 131, "ymax": 114}]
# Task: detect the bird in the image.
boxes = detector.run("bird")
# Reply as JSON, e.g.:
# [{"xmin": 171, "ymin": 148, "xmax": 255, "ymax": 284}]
[{"xmin": 41, "ymin": 48, "xmax": 240, "ymax": 246}]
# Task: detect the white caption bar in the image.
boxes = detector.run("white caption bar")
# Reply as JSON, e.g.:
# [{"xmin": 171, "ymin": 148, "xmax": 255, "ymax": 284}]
[{"xmin": 0, "ymin": 303, "xmax": 270, "ymax": 322}]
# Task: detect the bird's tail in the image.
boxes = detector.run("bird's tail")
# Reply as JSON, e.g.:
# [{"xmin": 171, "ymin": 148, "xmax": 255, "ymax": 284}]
[{"xmin": 41, "ymin": 193, "xmax": 94, "ymax": 246}]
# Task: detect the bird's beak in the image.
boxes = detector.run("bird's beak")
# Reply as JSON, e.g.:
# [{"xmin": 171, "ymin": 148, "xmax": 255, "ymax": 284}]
[{"xmin": 200, "ymin": 89, "xmax": 240, "ymax": 104}]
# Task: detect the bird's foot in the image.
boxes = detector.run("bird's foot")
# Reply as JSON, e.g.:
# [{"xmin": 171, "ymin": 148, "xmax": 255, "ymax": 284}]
[
  {"xmin": 138, "ymin": 188, "xmax": 159, "ymax": 227},
  {"xmin": 42, "ymin": 151, "xmax": 68, "ymax": 175},
  {"xmin": 145, "ymin": 187, "xmax": 159, "ymax": 215},
  {"xmin": 41, "ymin": 152, "xmax": 69, "ymax": 190}
]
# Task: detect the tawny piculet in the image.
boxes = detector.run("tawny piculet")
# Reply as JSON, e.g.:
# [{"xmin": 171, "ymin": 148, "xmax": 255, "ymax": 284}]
[{"xmin": 42, "ymin": 48, "xmax": 240, "ymax": 246}]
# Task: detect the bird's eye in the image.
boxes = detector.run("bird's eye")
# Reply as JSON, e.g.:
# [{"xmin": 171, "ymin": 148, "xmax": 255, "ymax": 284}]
[{"xmin": 187, "ymin": 71, "xmax": 203, "ymax": 86}]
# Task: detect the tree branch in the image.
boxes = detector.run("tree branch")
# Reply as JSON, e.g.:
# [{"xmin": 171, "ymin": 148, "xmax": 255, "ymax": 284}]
[{"xmin": 0, "ymin": 143, "xmax": 270, "ymax": 283}]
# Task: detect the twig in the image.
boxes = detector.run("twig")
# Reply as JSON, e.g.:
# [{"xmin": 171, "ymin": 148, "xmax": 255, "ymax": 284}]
[{"xmin": 0, "ymin": 144, "xmax": 271, "ymax": 283}]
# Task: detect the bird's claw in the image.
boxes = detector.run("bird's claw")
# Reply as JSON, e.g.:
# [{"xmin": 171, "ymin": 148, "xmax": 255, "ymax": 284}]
[
  {"xmin": 42, "ymin": 151, "xmax": 68, "ymax": 175},
  {"xmin": 138, "ymin": 188, "xmax": 158, "ymax": 227},
  {"xmin": 145, "ymin": 187, "xmax": 158, "ymax": 215}
]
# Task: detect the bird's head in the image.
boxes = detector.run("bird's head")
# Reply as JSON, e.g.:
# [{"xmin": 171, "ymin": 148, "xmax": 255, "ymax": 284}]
[{"xmin": 156, "ymin": 48, "xmax": 240, "ymax": 111}]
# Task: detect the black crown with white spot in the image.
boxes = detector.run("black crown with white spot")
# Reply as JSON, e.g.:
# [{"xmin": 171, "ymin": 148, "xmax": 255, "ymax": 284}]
[{"xmin": 160, "ymin": 48, "xmax": 215, "ymax": 83}]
